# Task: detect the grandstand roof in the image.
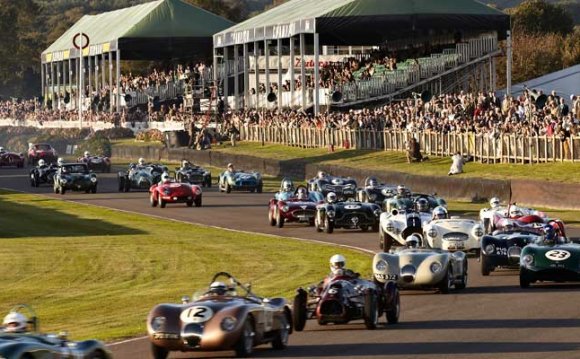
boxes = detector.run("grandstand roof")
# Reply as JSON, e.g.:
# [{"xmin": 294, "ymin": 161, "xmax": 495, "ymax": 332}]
[
  {"xmin": 42, "ymin": 0, "xmax": 234, "ymax": 62},
  {"xmin": 215, "ymin": 0, "xmax": 510, "ymax": 47}
]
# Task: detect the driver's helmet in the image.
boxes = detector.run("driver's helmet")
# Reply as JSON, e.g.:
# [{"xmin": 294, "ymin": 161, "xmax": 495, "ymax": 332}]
[
  {"xmin": 543, "ymin": 225, "xmax": 557, "ymax": 244},
  {"xmin": 367, "ymin": 177, "xmax": 379, "ymax": 187},
  {"xmin": 490, "ymin": 197, "xmax": 501, "ymax": 209},
  {"xmin": 433, "ymin": 206, "xmax": 448, "ymax": 220},
  {"xmin": 327, "ymin": 192, "xmax": 337, "ymax": 203},
  {"xmin": 397, "ymin": 185, "xmax": 407, "ymax": 196},
  {"xmin": 181, "ymin": 160, "xmax": 190, "ymax": 168},
  {"xmin": 329, "ymin": 254, "xmax": 346, "ymax": 276},
  {"xmin": 317, "ymin": 170, "xmax": 327, "ymax": 180},
  {"xmin": 296, "ymin": 187, "xmax": 308, "ymax": 200},
  {"xmin": 138, "ymin": 158, "xmax": 146, "ymax": 166},
  {"xmin": 227, "ymin": 163, "xmax": 235, "ymax": 171},
  {"xmin": 281, "ymin": 179, "xmax": 293, "ymax": 192},
  {"xmin": 405, "ymin": 234, "xmax": 422, "ymax": 248},
  {"xmin": 416, "ymin": 198, "xmax": 430, "ymax": 212},
  {"xmin": 84, "ymin": 151, "xmax": 90, "ymax": 158},
  {"xmin": 2, "ymin": 312, "xmax": 28, "ymax": 333},
  {"xmin": 0, "ymin": 147, "xmax": 4, "ymax": 153},
  {"xmin": 38, "ymin": 159, "xmax": 45, "ymax": 167},
  {"xmin": 208, "ymin": 281, "xmax": 228, "ymax": 296},
  {"xmin": 509, "ymin": 205, "xmax": 523, "ymax": 218},
  {"xmin": 57, "ymin": 158, "xmax": 64, "ymax": 166},
  {"xmin": 161, "ymin": 172, "xmax": 170, "ymax": 182}
]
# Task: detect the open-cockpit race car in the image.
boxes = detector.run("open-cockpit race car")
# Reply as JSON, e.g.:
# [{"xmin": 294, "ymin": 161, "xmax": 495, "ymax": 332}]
[{"xmin": 268, "ymin": 179, "xmax": 324, "ymax": 228}]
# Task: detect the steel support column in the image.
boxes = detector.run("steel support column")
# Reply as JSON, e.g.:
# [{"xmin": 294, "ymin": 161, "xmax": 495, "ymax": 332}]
[
  {"xmin": 289, "ymin": 37, "xmax": 295, "ymax": 108},
  {"xmin": 314, "ymin": 33, "xmax": 320, "ymax": 115},
  {"xmin": 277, "ymin": 39, "xmax": 283, "ymax": 109},
  {"xmin": 300, "ymin": 33, "xmax": 306, "ymax": 109}
]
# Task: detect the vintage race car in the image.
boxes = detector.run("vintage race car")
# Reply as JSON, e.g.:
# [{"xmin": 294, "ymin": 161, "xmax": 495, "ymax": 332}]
[
  {"xmin": 0, "ymin": 304, "xmax": 112, "ymax": 359},
  {"xmin": 29, "ymin": 164, "xmax": 57, "ymax": 187},
  {"xmin": 379, "ymin": 208, "xmax": 432, "ymax": 251},
  {"xmin": 480, "ymin": 204, "xmax": 547, "ymax": 233},
  {"xmin": 373, "ymin": 245, "xmax": 468, "ymax": 293},
  {"xmin": 268, "ymin": 186, "xmax": 324, "ymax": 228},
  {"xmin": 150, "ymin": 180, "xmax": 202, "ymax": 208},
  {"xmin": 78, "ymin": 155, "xmax": 111, "ymax": 173},
  {"xmin": 423, "ymin": 217, "xmax": 485, "ymax": 254},
  {"xmin": 519, "ymin": 222, "xmax": 580, "ymax": 288},
  {"xmin": 315, "ymin": 200, "xmax": 381, "ymax": 233},
  {"xmin": 356, "ymin": 177, "xmax": 398, "ymax": 206},
  {"xmin": 308, "ymin": 174, "xmax": 357, "ymax": 201},
  {"xmin": 147, "ymin": 272, "xmax": 292, "ymax": 358},
  {"xmin": 53, "ymin": 163, "xmax": 98, "ymax": 194},
  {"xmin": 118, "ymin": 163, "xmax": 167, "ymax": 192},
  {"xmin": 176, "ymin": 165, "xmax": 212, "ymax": 187},
  {"xmin": 218, "ymin": 170, "xmax": 263, "ymax": 193},
  {"xmin": 480, "ymin": 229, "xmax": 542, "ymax": 276},
  {"xmin": 27, "ymin": 143, "xmax": 57, "ymax": 165},
  {"xmin": 292, "ymin": 272, "xmax": 399, "ymax": 331},
  {"xmin": 0, "ymin": 149, "xmax": 25, "ymax": 168}
]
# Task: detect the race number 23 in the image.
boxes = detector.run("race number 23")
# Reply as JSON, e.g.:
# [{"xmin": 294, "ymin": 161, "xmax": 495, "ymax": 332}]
[
  {"xmin": 180, "ymin": 306, "xmax": 213, "ymax": 323},
  {"xmin": 545, "ymin": 250, "xmax": 571, "ymax": 261}
]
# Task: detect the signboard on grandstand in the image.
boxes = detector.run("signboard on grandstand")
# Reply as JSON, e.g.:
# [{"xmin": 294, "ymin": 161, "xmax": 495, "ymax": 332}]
[
  {"xmin": 215, "ymin": 18, "xmax": 315, "ymax": 47},
  {"xmin": 249, "ymin": 55, "xmax": 346, "ymax": 70}
]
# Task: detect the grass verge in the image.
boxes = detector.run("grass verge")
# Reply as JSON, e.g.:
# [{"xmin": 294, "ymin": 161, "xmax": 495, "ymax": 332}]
[{"xmin": 0, "ymin": 190, "xmax": 371, "ymax": 341}]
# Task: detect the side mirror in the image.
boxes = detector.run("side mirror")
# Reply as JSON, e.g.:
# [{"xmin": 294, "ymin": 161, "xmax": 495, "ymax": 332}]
[{"xmin": 181, "ymin": 295, "xmax": 191, "ymax": 304}]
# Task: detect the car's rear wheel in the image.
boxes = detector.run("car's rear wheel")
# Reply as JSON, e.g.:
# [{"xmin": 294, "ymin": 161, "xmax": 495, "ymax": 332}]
[
  {"xmin": 150, "ymin": 193, "xmax": 157, "ymax": 207},
  {"xmin": 234, "ymin": 318, "xmax": 254, "ymax": 357},
  {"xmin": 88, "ymin": 350, "xmax": 107, "ymax": 359},
  {"xmin": 268, "ymin": 207, "xmax": 277, "ymax": 226},
  {"xmin": 60, "ymin": 186, "xmax": 66, "ymax": 195},
  {"xmin": 292, "ymin": 289, "xmax": 308, "ymax": 332},
  {"xmin": 271, "ymin": 315, "xmax": 289, "ymax": 350},
  {"xmin": 455, "ymin": 260, "xmax": 468, "ymax": 290},
  {"xmin": 194, "ymin": 195, "xmax": 202, "ymax": 207},
  {"xmin": 91, "ymin": 185, "xmax": 97, "ymax": 194},
  {"xmin": 363, "ymin": 289, "xmax": 379, "ymax": 330},
  {"xmin": 480, "ymin": 252, "xmax": 491, "ymax": 276},
  {"xmin": 158, "ymin": 195, "xmax": 166, "ymax": 208},
  {"xmin": 118, "ymin": 177, "xmax": 125, "ymax": 192},
  {"xmin": 151, "ymin": 343, "xmax": 169, "ymax": 359},
  {"xmin": 520, "ymin": 269, "xmax": 532, "ymax": 288},
  {"xmin": 226, "ymin": 182, "xmax": 232, "ymax": 193},
  {"xmin": 257, "ymin": 183, "xmax": 263, "ymax": 193},
  {"xmin": 438, "ymin": 266, "xmax": 452, "ymax": 294},
  {"xmin": 276, "ymin": 209, "xmax": 284, "ymax": 228}
]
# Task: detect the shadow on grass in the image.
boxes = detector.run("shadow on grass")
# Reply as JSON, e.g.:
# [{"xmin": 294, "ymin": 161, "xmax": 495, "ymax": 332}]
[{"xmin": 0, "ymin": 195, "xmax": 145, "ymax": 238}]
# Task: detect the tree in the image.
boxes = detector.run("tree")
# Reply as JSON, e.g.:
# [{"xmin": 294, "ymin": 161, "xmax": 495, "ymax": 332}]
[{"xmin": 511, "ymin": 0, "xmax": 574, "ymax": 35}]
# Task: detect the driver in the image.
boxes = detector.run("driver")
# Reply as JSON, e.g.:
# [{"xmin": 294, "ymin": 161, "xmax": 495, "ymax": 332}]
[
  {"xmin": 405, "ymin": 234, "xmax": 422, "ymax": 248},
  {"xmin": 37, "ymin": 159, "xmax": 47, "ymax": 169},
  {"xmin": 320, "ymin": 254, "xmax": 360, "ymax": 287},
  {"xmin": 2, "ymin": 312, "xmax": 28, "ymax": 333},
  {"xmin": 281, "ymin": 179, "xmax": 294, "ymax": 193},
  {"xmin": 432, "ymin": 206, "xmax": 449, "ymax": 220},
  {"xmin": 317, "ymin": 170, "xmax": 327, "ymax": 180},
  {"xmin": 489, "ymin": 197, "xmax": 501, "ymax": 209},
  {"xmin": 181, "ymin": 160, "xmax": 192, "ymax": 170},
  {"xmin": 159, "ymin": 172, "xmax": 171, "ymax": 185},
  {"xmin": 226, "ymin": 163, "xmax": 236, "ymax": 174},
  {"xmin": 0, "ymin": 147, "xmax": 5, "ymax": 154},
  {"xmin": 395, "ymin": 185, "xmax": 410, "ymax": 199},
  {"xmin": 57, "ymin": 158, "xmax": 64, "ymax": 167},
  {"xmin": 83, "ymin": 151, "xmax": 90, "ymax": 159},
  {"xmin": 296, "ymin": 187, "xmax": 308, "ymax": 201},
  {"xmin": 367, "ymin": 177, "xmax": 379, "ymax": 188},
  {"xmin": 208, "ymin": 281, "xmax": 228, "ymax": 296},
  {"xmin": 137, "ymin": 158, "xmax": 147, "ymax": 167},
  {"xmin": 416, "ymin": 198, "xmax": 430, "ymax": 213},
  {"xmin": 326, "ymin": 192, "xmax": 337, "ymax": 203},
  {"xmin": 509, "ymin": 205, "xmax": 524, "ymax": 219}
]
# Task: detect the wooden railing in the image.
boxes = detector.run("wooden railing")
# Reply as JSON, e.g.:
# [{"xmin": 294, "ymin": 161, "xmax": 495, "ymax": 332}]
[{"xmin": 239, "ymin": 125, "xmax": 580, "ymax": 163}]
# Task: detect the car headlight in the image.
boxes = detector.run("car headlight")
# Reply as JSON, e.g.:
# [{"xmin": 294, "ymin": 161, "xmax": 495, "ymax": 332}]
[
  {"xmin": 282, "ymin": 205, "xmax": 289, "ymax": 212},
  {"xmin": 151, "ymin": 316, "xmax": 166, "ymax": 331},
  {"xmin": 430, "ymin": 262, "xmax": 442, "ymax": 273},
  {"xmin": 221, "ymin": 317, "xmax": 237, "ymax": 332},
  {"xmin": 375, "ymin": 260, "xmax": 387, "ymax": 272},
  {"xmin": 369, "ymin": 193, "xmax": 377, "ymax": 201},
  {"xmin": 90, "ymin": 177, "xmax": 97, "ymax": 183},
  {"xmin": 522, "ymin": 254, "xmax": 534, "ymax": 266},
  {"xmin": 473, "ymin": 226, "xmax": 484, "ymax": 237},
  {"xmin": 484, "ymin": 244, "xmax": 495, "ymax": 255},
  {"xmin": 427, "ymin": 228, "xmax": 438, "ymax": 238},
  {"xmin": 326, "ymin": 210, "xmax": 335, "ymax": 218}
]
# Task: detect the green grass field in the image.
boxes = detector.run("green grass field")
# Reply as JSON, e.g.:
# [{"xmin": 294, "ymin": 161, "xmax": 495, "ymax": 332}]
[
  {"xmin": 0, "ymin": 190, "xmax": 371, "ymax": 341},
  {"xmin": 210, "ymin": 142, "xmax": 580, "ymax": 184}
]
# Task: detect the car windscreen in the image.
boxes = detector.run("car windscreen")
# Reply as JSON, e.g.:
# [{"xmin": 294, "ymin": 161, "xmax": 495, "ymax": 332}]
[
  {"xmin": 62, "ymin": 165, "xmax": 88, "ymax": 174},
  {"xmin": 36, "ymin": 144, "xmax": 52, "ymax": 151}
]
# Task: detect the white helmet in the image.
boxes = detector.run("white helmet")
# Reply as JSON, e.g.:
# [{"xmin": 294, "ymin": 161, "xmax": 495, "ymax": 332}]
[
  {"xmin": 0, "ymin": 147, "xmax": 4, "ymax": 152},
  {"xmin": 57, "ymin": 157, "xmax": 64, "ymax": 166},
  {"xmin": 368, "ymin": 177, "xmax": 379, "ymax": 187},
  {"xmin": 490, "ymin": 197, "xmax": 501, "ymax": 209},
  {"xmin": 296, "ymin": 187, "xmax": 308, "ymax": 200},
  {"xmin": 397, "ymin": 185, "xmax": 407, "ymax": 196},
  {"xmin": 161, "ymin": 172, "xmax": 170, "ymax": 181},
  {"xmin": 3, "ymin": 312, "xmax": 28, "ymax": 333},
  {"xmin": 84, "ymin": 151, "xmax": 90, "ymax": 157},
  {"xmin": 209, "ymin": 281, "xmax": 228, "ymax": 295},
  {"xmin": 182, "ymin": 160, "xmax": 190, "ymax": 168},
  {"xmin": 317, "ymin": 170, "xmax": 327, "ymax": 179},
  {"xmin": 329, "ymin": 254, "xmax": 346, "ymax": 275},
  {"xmin": 282, "ymin": 180, "xmax": 293, "ymax": 192},
  {"xmin": 405, "ymin": 234, "xmax": 422, "ymax": 248},
  {"xmin": 327, "ymin": 192, "xmax": 337, "ymax": 203},
  {"xmin": 433, "ymin": 206, "xmax": 448, "ymax": 220},
  {"xmin": 416, "ymin": 198, "xmax": 430, "ymax": 212},
  {"xmin": 138, "ymin": 158, "xmax": 146, "ymax": 166},
  {"xmin": 38, "ymin": 159, "xmax": 45, "ymax": 167},
  {"xmin": 509, "ymin": 206, "xmax": 523, "ymax": 218}
]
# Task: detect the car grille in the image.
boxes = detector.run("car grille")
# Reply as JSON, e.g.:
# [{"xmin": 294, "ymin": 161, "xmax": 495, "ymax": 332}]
[
  {"xmin": 337, "ymin": 212, "xmax": 373, "ymax": 222},
  {"xmin": 187, "ymin": 174, "xmax": 204, "ymax": 181},
  {"xmin": 320, "ymin": 300, "xmax": 344, "ymax": 316},
  {"xmin": 292, "ymin": 209, "xmax": 315, "ymax": 217},
  {"xmin": 443, "ymin": 232, "xmax": 469, "ymax": 241}
]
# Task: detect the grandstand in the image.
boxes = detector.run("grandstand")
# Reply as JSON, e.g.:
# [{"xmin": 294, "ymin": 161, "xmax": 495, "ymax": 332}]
[{"xmin": 213, "ymin": 0, "xmax": 510, "ymax": 113}]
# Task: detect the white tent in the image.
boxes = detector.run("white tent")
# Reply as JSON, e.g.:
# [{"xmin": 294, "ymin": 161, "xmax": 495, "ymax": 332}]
[{"xmin": 500, "ymin": 64, "xmax": 580, "ymax": 104}]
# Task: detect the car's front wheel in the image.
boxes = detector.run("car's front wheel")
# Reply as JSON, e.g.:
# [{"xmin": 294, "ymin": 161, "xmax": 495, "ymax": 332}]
[
  {"xmin": 225, "ymin": 182, "xmax": 232, "ymax": 193},
  {"xmin": 292, "ymin": 289, "xmax": 308, "ymax": 332},
  {"xmin": 194, "ymin": 195, "xmax": 202, "ymax": 207},
  {"xmin": 150, "ymin": 193, "xmax": 157, "ymax": 207},
  {"xmin": 363, "ymin": 289, "xmax": 379, "ymax": 330},
  {"xmin": 234, "ymin": 318, "xmax": 254, "ymax": 357},
  {"xmin": 271, "ymin": 315, "xmax": 289, "ymax": 350},
  {"xmin": 91, "ymin": 185, "xmax": 97, "ymax": 194},
  {"xmin": 276, "ymin": 208, "xmax": 284, "ymax": 228},
  {"xmin": 151, "ymin": 343, "xmax": 169, "ymax": 359},
  {"xmin": 324, "ymin": 216, "xmax": 334, "ymax": 234},
  {"xmin": 158, "ymin": 195, "xmax": 166, "ymax": 208}
]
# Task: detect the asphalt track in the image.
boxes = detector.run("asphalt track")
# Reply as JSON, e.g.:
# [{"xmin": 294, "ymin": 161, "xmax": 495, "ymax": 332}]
[{"xmin": 2, "ymin": 168, "xmax": 580, "ymax": 359}]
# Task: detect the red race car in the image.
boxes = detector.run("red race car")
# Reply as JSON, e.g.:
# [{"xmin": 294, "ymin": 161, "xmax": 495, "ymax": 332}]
[
  {"xmin": 268, "ymin": 185, "xmax": 324, "ymax": 228},
  {"xmin": 0, "ymin": 148, "xmax": 25, "ymax": 168},
  {"xmin": 28, "ymin": 143, "xmax": 57, "ymax": 165},
  {"xmin": 150, "ymin": 181, "xmax": 202, "ymax": 208}
]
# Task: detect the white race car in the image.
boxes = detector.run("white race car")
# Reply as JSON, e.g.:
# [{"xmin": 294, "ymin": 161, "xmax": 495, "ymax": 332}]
[{"xmin": 423, "ymin": 217, "xmax": 484, "ymax": 254}]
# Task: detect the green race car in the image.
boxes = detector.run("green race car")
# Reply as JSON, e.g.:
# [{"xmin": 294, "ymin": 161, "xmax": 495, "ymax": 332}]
[{"xmin": 519, "ymin": 221, "xmax": 580, "ymax": 288}]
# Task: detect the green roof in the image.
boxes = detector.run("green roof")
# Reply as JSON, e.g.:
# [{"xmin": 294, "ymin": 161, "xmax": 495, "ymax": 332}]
[{"xmin": 43, "ymin": 0, "xmax": 234, "ymax": 55}]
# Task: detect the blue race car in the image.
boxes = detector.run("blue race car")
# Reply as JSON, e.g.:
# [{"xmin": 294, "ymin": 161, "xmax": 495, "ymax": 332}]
[{"xmin": 218, "ymin": 168, "xmax": 263, "ymax": 193}]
